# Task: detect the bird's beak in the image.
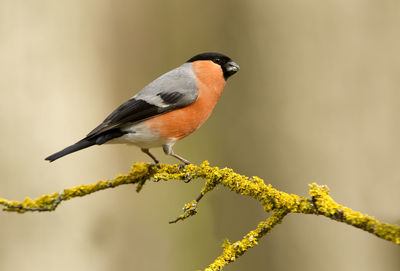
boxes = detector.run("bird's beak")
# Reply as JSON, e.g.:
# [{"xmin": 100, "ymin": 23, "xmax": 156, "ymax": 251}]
[
  {"xmin": 224, "ymin": 61, "xmax": 239, "ymax": 79},
  {"xmin": 226, "ymin": 61, "xmax": 240, "ymax": 73}
]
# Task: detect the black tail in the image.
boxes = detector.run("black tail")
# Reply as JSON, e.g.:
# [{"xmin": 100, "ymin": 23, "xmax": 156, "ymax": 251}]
[{"xmin": 45, "ymin": 139, "xmax": 96, "ymax": 162}]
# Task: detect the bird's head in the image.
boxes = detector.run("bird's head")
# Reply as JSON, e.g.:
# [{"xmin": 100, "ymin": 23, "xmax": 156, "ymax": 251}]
[{"xmin": 187, "ymin": 52, "xmax": 239, "ymax": 80}]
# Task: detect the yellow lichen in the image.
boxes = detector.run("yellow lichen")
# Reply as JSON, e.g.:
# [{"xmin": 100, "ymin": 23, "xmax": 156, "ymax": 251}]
[
  {"xmin": 205, "ymin": 210, "xmax": 288, "ymax": 271},
  {"xmin": 0, "ymin": 161, "xmax": 398, "ymax": 271}
]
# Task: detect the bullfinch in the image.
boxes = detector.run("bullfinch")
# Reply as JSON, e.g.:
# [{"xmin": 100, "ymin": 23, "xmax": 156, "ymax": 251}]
[{"xmin": 45, "ymin": 52, "xmax": 239, "ymax": 164}]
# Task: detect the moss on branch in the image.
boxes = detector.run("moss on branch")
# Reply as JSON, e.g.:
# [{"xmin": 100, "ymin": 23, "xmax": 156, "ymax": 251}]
[{"xmin": 0, "ymin": 161, "xmax": 398, "ymax": 270}]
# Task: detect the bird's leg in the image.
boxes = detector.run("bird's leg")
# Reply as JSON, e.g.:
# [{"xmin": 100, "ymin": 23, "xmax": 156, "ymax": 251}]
[
  {"xmin": 141, "ymin": 148, "xmax": 160, "ymax": 164},
  {"xmin": 162, "ymin": 145, "xmax": 191, "ymax": 165}
]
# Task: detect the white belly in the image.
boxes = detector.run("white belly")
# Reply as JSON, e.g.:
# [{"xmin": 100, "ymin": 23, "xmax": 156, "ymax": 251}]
[{"xmin": 106, "ymin": 122, "xmax": 175, "ymax": 149}]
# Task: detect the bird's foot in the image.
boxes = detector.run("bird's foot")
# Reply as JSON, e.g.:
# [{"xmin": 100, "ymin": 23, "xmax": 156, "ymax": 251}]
[
  {"xmin": 178, "ymin": 163, "xmax": 186, "ymax": 171},
  {"xmin": 177, "ymin": 164, "xmax": 193, "ymax": 183},
  {"xmin": 148, "ymin": 162, "xmax": 161, "ymax": 172}
]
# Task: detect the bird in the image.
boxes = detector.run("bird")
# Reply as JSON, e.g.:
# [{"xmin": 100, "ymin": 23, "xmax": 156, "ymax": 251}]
[{"xmin": 45, "ymin": 52, "xmax": 239, "ymax": 164}]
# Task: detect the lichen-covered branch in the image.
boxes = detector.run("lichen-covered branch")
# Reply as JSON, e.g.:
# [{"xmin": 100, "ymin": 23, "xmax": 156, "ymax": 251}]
[
  {"xmin": 205, "ymin": 209, "xmax": 289, "ymax": 271},
  {"xmin": 0, "ymin": 161, "xmax": 398, "ymax": 270},
  {"xmin": 0, "ymin": 162, "xmax": 153, "ymax": 212}
]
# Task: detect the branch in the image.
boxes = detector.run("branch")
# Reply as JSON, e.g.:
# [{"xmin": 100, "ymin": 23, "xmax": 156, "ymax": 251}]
[{"xmin": 0, "ymin": 161, "xmax": 398, "ymax": 270}]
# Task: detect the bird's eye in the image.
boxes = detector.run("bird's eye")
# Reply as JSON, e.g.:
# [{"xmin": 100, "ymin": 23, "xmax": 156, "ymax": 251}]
[{"xmin": 214, "ymin": 58, "xmax": 221, "ymax": 64}]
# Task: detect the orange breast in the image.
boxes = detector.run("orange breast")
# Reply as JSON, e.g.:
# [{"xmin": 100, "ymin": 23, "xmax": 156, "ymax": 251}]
[{"xmin": 145, "ymin": 60, "xmax": 226, "ymax": 141}]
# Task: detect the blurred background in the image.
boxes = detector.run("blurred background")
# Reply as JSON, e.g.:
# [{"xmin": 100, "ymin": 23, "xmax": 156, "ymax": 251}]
[{"xmin": 0, "ymin": 1, "xmax": 399, "ymax": 270}]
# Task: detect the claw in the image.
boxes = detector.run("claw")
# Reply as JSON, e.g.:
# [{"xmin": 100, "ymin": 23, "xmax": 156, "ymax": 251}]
[{"xmin": 148, "ymin": 163, "xmax": 161, "ymax": 172}]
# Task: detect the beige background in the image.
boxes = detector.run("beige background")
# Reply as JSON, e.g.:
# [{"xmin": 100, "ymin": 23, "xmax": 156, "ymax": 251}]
[{"xmin": 0, "ymin": 1, "xmax": 399, "ymax": 270}]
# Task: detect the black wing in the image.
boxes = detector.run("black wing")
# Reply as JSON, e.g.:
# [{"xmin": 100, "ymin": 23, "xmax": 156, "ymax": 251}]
[{"xmin": 86, "ymin": 98, "xmax": 165, "ymax": 139}]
